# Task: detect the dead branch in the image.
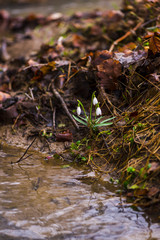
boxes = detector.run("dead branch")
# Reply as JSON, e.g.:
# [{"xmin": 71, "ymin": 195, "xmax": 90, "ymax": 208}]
[
  {"xmin": 11, "ymin": 137, "xmax": 36, "ymax": 164},
  {"xmin": 51, "ymin": 82, "xmax": 79, "ymax": 130},
  {"xmin": 109, "ymin": 20, "xmax": 143, "ymax": 52}
]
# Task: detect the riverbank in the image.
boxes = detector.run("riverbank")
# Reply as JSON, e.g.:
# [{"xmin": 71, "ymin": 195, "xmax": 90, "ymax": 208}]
[{"xmin": 0, "ymin": 0, "xmax": 160, "ymax": 207}]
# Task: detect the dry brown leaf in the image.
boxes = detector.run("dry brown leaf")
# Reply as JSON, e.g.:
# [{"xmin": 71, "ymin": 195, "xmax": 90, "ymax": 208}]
[
  {"xmin": 133, "ymin": 188, "xmax": 148, "ymax": 197},
  {"xmin": 93, "ymin": 50, "xmax": 121, "ymax": 90},
  {"xmin": 148, "ymin": 162, "xmax": 160, "ymax": 173},
  {"xmin": 149, "ymin": 32, "xmax": 160, "ymax": 54},
  {"xmin": 97, "ymin": 58, "xmax": 121, "ymax": 90},
  {"xmin": 147, "ymin": 187, "xmax": 160, "ymax": 198},
  {"xmin": 118, "ymin": 42, "xmax": 137, "ymax": 52},
  {"xmin": 93, "ymin": 50, "xmax": 112, "ymax": 66},
  {"xmin": 148, "ymin": 73, "xmax": 160, "ymax": 83},
  {"xmin": 72, "ymin": 34, "xmax": 86, "ymax": 48},
  {"xmin": 0, "ymin": 91, "xmax": 11, "ymax": 102}
]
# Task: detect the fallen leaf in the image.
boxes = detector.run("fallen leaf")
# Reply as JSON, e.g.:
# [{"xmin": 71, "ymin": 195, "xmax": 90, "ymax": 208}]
[
  {"xmin": 148, "ymin": 162, "xmax": 160, "ymax": 173},
  {"xmin": 114, "ymin": 50, "xmax": 146, "ymax": 67},
  {"xmin": 133, "ymin": 188, "xmax": 148, "ymax": 197},
  {"xmin": 129, "ymin": 111, "xmax": 139, "ymax": 119},
  {"xmin": 0, "ymin": 91, "xmax": 11, "ymax": 102},
  {"xmin": 147, "ymin": 187, "xmax": 160, "ymax": 198},
  {"xmin": 149, "ymin": 32, "xmax": 160, "ymax": 54},
  {"xmin": 102, "ymin": 10, "xmax": 124, "ymax": 23},
  {"xmin": 72, "ymin": 34, "xmax": 87, "ymax": 48},
  {"xmin": 47, "ymin": 12, "xmax": 63, "ymax": 21},
  {"xmin": 148, "ymin": 73, "xmax": 160, "ymax": 83},
  {"xmin": 0, "ymin": 105, "xmax": 18, "ymax": 123},
  {"xmin": 118, "ymin": 42, "xmax": 137, "ymax": 52},
  {"xmin": 56, "ymin": 131, "xmax": 73, "ymax": 142},
  {"xmin": 0, "ymin": 40, "xmax": 10, "ymax": 61},
  {"xmin": 92, "ymin": 50, "xmax": 112, "ymax": 66},
  {"xmin": 97, "ymin": 58, "xmax": 122, "ymax": 90},
  {"xmin": 92, "ymin": 50, "xmax": 121, "ymax": 90}
]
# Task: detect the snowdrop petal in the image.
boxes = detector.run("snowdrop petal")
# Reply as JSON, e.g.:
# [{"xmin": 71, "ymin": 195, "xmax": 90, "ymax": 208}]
[
  {"xmin": 77, "ymin": 106, "xmax": 81, "ymax": 116},
  {"xmin": 96, "ymin": 107, "xmax": 102, "ymax": 116},
  {"xmin": 93, "ymin": 97, "xmax": 98, "ymax": 105}
]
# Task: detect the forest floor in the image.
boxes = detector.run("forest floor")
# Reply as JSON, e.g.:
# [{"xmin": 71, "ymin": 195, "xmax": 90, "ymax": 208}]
[{"xmin": 0, "ymin": 0, "xmax": 160, "ymax": 207}]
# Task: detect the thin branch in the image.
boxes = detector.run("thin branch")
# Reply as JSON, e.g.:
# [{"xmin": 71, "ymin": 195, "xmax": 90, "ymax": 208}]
[
  {"xmin": 52, "ymin": 106, "xmax": 56, "ymax": 130},
  {"xmin": 109, "ymin": 20, "xmax": 143, "ymax": 52},
  {"xmin": 51, "ymin": 82, "xmax": 79, "ymax": 130},
  {"xmin": 11, "ymin": 137, "xmax": 36, "ymax": 164}
]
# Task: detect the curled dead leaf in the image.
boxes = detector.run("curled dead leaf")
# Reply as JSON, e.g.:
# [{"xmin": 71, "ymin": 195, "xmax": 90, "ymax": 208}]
[
  {"xmin": 96, "ymin": 58, "xmax": 121, "ymax": 90},
  {"xmin": 148, "ymin": 162, "xmax": 160, "ymax": 173},
  {"xmin": 149, "ymin": 32, "xmax": 160, "ymax": 55},
  {"xmin": 92, "ymin": 50, "xmax": 112, "ymax": 67},
  {"xmin": 0, "ymin": 91, "xmax": 11, "ymax": 102},
  {"xmin": 147, "ymin": 187, "xmax": 160, "ymax": 198},
  {"xmin": 56, "ymin": 131, "xmax": 73, "ymax": 142},
  {"xmin": 133, "ymin": 188, "xmax": 148, "ymax": 197},
  {"xmin": 72, "ymin": 34, "xmax": 87, "ymax": 48},
  {"xmin": 148, "ymin": 73, "xmax": 160, "ymax": 83},
  {"xmin": 92, "ymin": 50, "xmax": 121, "ymax": 90},
  {"xmin": 0, "ymin": 105, "xmax": 18, "ymax": 123}
]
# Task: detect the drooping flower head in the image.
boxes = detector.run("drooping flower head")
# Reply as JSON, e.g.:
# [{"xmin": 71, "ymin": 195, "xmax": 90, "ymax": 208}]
[
  {"xmin": 93, "ymin": 96, "xmax": 98, "ymax": 105},
  {"xmin": 96, "ymin": 107, "xmax": 102, "ymax": 116},
  {"xmin": 77, "ymin": 105, "xmax": 81, "ymax": 116}
]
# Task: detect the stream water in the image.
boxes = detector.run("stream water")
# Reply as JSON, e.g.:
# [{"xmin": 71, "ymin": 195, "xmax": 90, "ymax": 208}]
[
  {"xmin": 0, "ymin": 144, "xmax": 160, "ymax": 240},
  {"xmin": 1, "ymin": 0, "xmax": 121, "ymax": 16}
]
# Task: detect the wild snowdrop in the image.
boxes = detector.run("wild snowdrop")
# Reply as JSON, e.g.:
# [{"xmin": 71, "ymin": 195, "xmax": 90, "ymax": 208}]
[
  {"xmin": 77, "ymin": 105, "xmax": 81, "ymax": 116},
  {"xmin": 96, "ymin": 107, "xmax": 102, "ymax": 116},
  {"xmin": 72, "ymin": 91, "xmax": 115, "ymax": 134}
]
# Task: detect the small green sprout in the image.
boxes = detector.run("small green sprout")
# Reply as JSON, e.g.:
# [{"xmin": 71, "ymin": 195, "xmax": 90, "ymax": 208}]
[
  {"xmin": 70, "ymin": 140, "xmax": 81, "ymax": 150},
  {"xmin": 41, "ymin": 130, "xmax": 52, "ymax": 138},
  {"xmin": 81, "ymin": 156, "xmax": 87, "ymax": 161},
  {"xmin": 127, "ymin": 166, "xmax": 136, "ymax": 174}
]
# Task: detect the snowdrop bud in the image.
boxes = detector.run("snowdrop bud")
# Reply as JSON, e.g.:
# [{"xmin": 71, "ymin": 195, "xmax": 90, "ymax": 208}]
[
  {"xmin": 77, "ymin": 106, "xmax": 81, "ymax": 116},
  {"xmin": 96, "ymin": 107, "xmax": 102, "ymax": 116},
  {"xmin": 93, "ymin": 96, "xmax": 98, "ymax": 105}
]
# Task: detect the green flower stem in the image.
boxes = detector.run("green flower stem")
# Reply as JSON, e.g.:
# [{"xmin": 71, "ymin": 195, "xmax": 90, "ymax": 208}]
[
  {"xmin": 77, "ymin": 99, "xmax": 88, "ymax": 119},
  {"xmin": 90, "ymin": 91, "xmax": 96, "ymax": 122}
]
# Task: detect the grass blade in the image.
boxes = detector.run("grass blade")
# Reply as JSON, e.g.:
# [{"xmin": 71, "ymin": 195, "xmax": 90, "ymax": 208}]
[
  {"xmin": 99, "ymin": 117, "xmax": 115, "ymax": 124},
  {"xmin": 72, "ymin": 115, "xmax": 88, "ymax": 126},
  {"xmin": 95, "ymin": 122, "xmax": 113, "ymax": 127}
]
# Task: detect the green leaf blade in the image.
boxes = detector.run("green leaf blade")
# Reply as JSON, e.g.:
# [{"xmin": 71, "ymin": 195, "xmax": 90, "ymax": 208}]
[
  {"xmin": 94, "ymin": 122, "xmax": 113, "ymax": 127},
  {"xmin": 72, "ymin": 115, "xmax": 88, "ymax": 126},
  {"xmin": 99, "ymin": 117, "xmax": 115, "ymax": 124}
]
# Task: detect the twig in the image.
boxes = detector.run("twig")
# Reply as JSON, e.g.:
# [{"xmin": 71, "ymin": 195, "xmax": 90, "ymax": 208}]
[
  {"xmin": 109, "ymin": 20, "xmax": 143, "ymax": 52},
  {"xmin": 11, "ymin": 137, "xmax": 36, "ymax": 164},
  {"xmin": 135, "ymin": 72, "xmax": 160, "ymax": 91},
  {"xmin": 141, "ymin": 17, "xmax": 157, "ymax": 28},
  {"xmin": 49, "ymin": 97, "xmax": 56, "ymax": 129},
  {"xmin": 65, "ymin": 69, "xmax": 80, "ymax": 87},
  {"xmin": 52, "ymin": 107, "xmax": 56, "ymax": 130},
  {"xmin": 51, "ymin": 82, "xmax": 79, "ymax": 130},
  {"xmin": 99, "ymin": 86, "xmax": 119, "ymax": 116}
]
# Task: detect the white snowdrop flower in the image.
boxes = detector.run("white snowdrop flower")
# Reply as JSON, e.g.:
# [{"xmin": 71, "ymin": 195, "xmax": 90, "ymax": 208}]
[
  {"xmin": 93, "ymin": 96, "xmax": 98, "ymax": 105},
  {"xmin": 96, "ymin": 107, "xmax": 102, "ymax": 116},
  {"xmin": 77, "ymin": 106, "xmax": 81, "ymax": 116}
]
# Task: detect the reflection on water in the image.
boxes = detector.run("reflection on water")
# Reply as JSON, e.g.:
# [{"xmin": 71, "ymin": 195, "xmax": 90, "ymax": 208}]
[
  {"xmin": 0, "ymin": 145, "xmax": 160, "ymax": 240},
  {"xmin": 1, "ymin": 0, "xmax": 122, "ymax": 16}
]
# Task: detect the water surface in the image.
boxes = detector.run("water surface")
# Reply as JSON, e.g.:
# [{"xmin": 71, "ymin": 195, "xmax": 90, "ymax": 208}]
[
  {"xmin": 0, "ymin": 145, "xmax": 160, "ymax": 239},
  {"xmin": 1, "ymin": 0, "xmax": 122, "ymax": 16}
]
